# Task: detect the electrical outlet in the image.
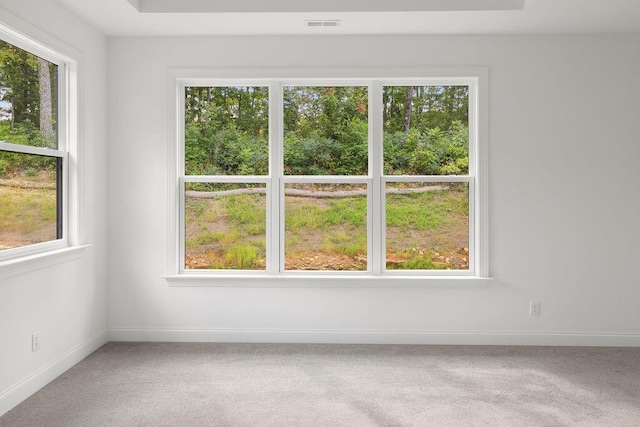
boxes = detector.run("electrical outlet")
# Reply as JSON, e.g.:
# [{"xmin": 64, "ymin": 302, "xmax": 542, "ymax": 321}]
[
  {"xmin": 32, "ymin": 332, "xmax": 40, "ymax": 352},
  {"xmin": 529, "ymin": 301, "xmax": 541, "ymax": 316}
]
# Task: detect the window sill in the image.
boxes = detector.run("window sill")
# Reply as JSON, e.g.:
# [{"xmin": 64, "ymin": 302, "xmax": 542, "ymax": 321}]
[
  {"xmin": 163, "ymin": 274, "xmax": 492, "ymax": 288},
  {"xmin": 0, "ymin": 245, "xmax": 92, "ymax": 282}
]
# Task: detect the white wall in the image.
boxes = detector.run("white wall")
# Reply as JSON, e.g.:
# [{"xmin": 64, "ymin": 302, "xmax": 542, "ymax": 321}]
[
  {"xmin": 107, "ymin": 34, "xmax": 640, "ymax": 345},
  {"xmin": 0, "ymin": 0, "xmax": 108, "ymax": 415}
]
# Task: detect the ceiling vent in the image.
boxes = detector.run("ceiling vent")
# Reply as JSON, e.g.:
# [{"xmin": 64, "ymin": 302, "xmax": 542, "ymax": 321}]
[{"xmin": 305, "ymin": 20, "xmax": 341, "ymax": 28}]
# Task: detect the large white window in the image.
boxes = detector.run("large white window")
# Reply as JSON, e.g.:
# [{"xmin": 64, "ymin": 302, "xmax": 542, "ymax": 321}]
[
  {"xmin": 0, "ymin": 23, "xmax": 77, "ymax": 263},
  {"xmin": 169, "ymin": 72, "xmax": 488, "ymax": 282}
]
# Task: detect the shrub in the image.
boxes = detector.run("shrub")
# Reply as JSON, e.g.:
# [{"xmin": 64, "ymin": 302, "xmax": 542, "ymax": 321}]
[
  {"xmin": 185, "ymin": 126, "xmax": 268, "ymax": 175},
  {"xmin": 185, "ymin": 119, "xmax": 468, "ymax": 177}
]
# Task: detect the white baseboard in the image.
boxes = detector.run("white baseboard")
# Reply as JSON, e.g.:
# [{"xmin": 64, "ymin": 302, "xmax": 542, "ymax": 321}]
[
  {"xmin": 0, "ymin": 330, "xmax": 109, "ymax": 417},
  {"xmin": 109, "ymin": 328, "xmax": 640, "ymax": 347}
]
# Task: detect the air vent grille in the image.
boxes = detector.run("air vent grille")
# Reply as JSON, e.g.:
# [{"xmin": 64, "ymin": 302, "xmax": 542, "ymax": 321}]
[{"xmin": 305, "ymin": 20, "xmax": 341, "ymax": 28}]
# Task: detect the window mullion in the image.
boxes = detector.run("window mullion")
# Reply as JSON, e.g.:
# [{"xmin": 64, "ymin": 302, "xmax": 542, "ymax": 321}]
[
  {"xmin": 371, "ymin": 82, "xmax": 383, "ymax": 275},
  {"xmin": 177, "ymin": 82, "xmax": 186, "ymax": 274},
  {"xmin": 178, "ymin": 177, "xmax": 186, "ymax": 273},
  {"xmin": 468, "ymin": 176, "xmax": 476, "ymax": 275},
  {"xmin": 269, "ymin": 82, "xmax": 283, "ymax": 274}
]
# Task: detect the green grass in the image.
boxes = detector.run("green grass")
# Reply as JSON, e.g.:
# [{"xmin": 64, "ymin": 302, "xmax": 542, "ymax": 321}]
[
  {"xmin": 285, "ymin": 195, "xmax": 367, "ymax": 233},
  {"xmin": 0, "ymin": 180, "xmax": 57, "ymax": 249},
  {"xmin": 388, "ymin": 256, "xmax": 438, "ymax": 270},
  {"xmin": 386, "ymin": 187, "xmax": 468, "ymax": 229},
  {"xmin": 185, "ymin": 189, "xmax": 267, "ymax": 270},
  {"xmin": 321, "ymin": 231, "xmax": 367, "ymax": 257},
  {"xmin": 185, "ymin": 231, "xmax": 227, "ymax": 248},
  {"xmin": 385, "ymin": 185, "xmax": 469, "ymax": 270},
  {"xmin": 184, "ymin": 184, "xmax": 469, "ymax": 270},
  {"xmin": 3, "ymin": 179, "xmax": 466, "ymax": 270},
  {"xmin": 226, "ymin": 194, "xmax": 266, "ymax": 227},
  {"xmin": 285, "ymin": 194, "xmax": 367, "ymax": 269},
  {"xmin": 224, "ymin": 244, "xmax": 259, "ymax": 269}
]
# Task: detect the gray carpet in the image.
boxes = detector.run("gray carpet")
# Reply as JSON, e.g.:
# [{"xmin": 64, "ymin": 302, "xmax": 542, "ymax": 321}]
[{"xmin": 2, "ymin": 343, "xmax": 640, "ymax": 426}]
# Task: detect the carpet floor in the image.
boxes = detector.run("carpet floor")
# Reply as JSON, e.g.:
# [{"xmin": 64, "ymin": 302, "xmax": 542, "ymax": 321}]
[{"xmin": 1, "ymin": 343, "xmax": 639, "ymax": 426}]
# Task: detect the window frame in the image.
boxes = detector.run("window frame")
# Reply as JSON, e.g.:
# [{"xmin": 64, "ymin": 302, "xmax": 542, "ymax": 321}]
[
  {"xmin": 0, "ymin": 18, "xmax": 80, "ymax": 265},
  {"xmin": 167, "ymin": 69, "xmax": 489, "ymax": 285}
]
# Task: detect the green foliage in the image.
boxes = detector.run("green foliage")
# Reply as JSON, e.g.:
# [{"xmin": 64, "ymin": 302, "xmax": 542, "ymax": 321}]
[
  {"xmin": 0, "ymin": 40, "xmax": 59, "ymax": 179},
  {"xmin": 0, "ymin": 141, "xmax": 57, "ymax": 177},
  {"xmin": 283, "ymin": 86, "xmax": 368, "ymax": 175},
  {"xmin": 0, "ymin": 41, "xmax": 40, "ymax": 127},
  {"xmin": 184, "ymin": 86, "xmax": 268, "ymax": 175},
  {"xmin": 185, "ymin": 126, "xmax": 268, "ymax": 175},
  {"xmin": 184, "ymin": 84, "xmax": 469, "ymax": 177},
  {"xmin": 0, "ymin": 121, "xmax": 43, "ymax": 146},
  {"xmin": 383, "ymin": 86, "xmax": 469, "ymax": 134},
  {"xmin": 0, "ymin": 120, "xmax": 55, "ymax": 176},
  {"xmin": 0, "ymin": 40, "xmax": 58, "ymax": 148},
  {"xmin": 385, "ymin": 122, "xmax": 469, "ymax": 175},
  {"xmin": 283, "ymin": 131, "xmax": 367, "ymax": 175}
]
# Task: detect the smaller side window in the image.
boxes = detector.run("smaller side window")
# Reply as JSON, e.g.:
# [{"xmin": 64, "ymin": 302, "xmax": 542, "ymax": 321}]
[{"xmin": 0, "ymin": 35, "xmax": 67, "ymax": 258}]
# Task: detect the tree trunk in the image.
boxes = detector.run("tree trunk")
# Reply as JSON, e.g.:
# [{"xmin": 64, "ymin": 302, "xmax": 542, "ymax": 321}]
[
  {"xmin": 402, "ymin": 86, "xmax": 413, "ymax": 133},
  {"xmin": 37, "ymin": 58, "xmax": 55, "ymax": 147},
  {"xmin": 220, "ymin": 88, "xmax": 227, "ymax": 128},
  {"xmin": 186, "ymin": 185, "xmax": 445, "ymax": 199},
  {"xmin": 382, "ymin": 92, "xmax": 388, "ymax": 126}
]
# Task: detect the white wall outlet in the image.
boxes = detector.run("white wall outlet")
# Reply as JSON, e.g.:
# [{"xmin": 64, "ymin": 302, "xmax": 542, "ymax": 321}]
[
  {"xmin": 32, "ymin": 332, "xmax": 40, "ymax": 352},
  {"xmin": 529, "ymin": 301, "xmax": 541, "ymax": 316}
]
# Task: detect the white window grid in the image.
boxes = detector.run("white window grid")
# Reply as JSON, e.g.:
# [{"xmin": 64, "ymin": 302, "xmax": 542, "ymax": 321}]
[{"xmin": 175, "ymin": 76, "xmax": 484, "ymax": 277}]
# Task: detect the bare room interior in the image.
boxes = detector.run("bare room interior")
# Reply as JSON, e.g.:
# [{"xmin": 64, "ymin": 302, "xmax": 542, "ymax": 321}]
[{"xmin": 1, "ymin": 0, "xmax": 639, "ymax": 425}]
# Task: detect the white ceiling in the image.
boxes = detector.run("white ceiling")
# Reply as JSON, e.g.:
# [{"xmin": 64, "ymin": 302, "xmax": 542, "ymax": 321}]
[{"xmin": 55, "ymin": 0, "xmax": 640, "ymax": 36}]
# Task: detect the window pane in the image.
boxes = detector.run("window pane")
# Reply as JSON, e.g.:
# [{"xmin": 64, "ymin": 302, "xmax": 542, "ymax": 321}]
[
  {"xmin": 185, "ymin": 183, "xmax": 266, "ymax": 270},
  {"xmin": 283, "ymin": 86, "xmax": 368, "ymax": 175},
  {"xmin": 0, "ymin": 41, "xmax": 58, "ymax": 149},
  {"xmin": 0, "ymin": 152, "xmax": 60, "ymax": 250},
  {"xmin": 383, "ymin": 86, "xmax": 468, "ymax": 175},
  {"xmin": 285, "ymin": 183, "xmax": 367, "ymax": 271},
  {"xmin": 386, "ymin": 182, "xmax": 469, "ymax": 270},
  {"xmin": 184, "ymin": 86, "xmax": 269, "ymax": 175}
]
